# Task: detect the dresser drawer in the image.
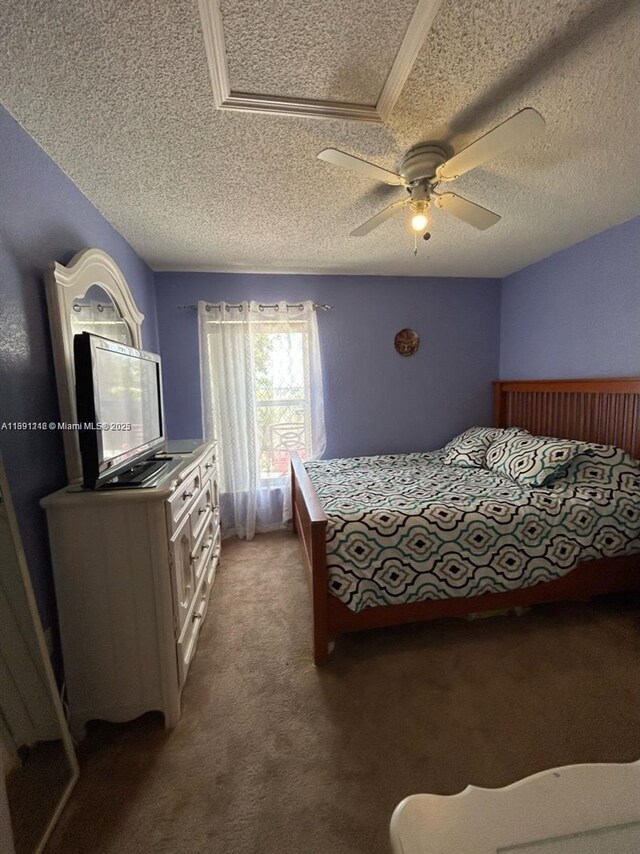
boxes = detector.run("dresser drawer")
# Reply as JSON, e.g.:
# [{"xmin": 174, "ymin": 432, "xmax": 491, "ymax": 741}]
[
  {"xmin": 205, "ymin": 528, "xmax": 221, "ymax": 589},
  {"xmin": 191, "ymin": 479, "xmax": 215, "ymax": 542},
  {"xmin": 176, "ymin": 571, "xmax": 214, "ymax": 687},
  {"xmin": 191, "ymin": 511, "xmax": 217, "ymax": 588},
  {"xmin": 200, "ymin": 446, "xmax": 217, "ymax": 481},
  {"xmin": 167, "ymin": 467, "xmax": 201, "ymax": 531},
  {"xmin": 176, "ymin": 589, "xmax": 204, "ymax": 688},
  {"xmin": 168, "ymin": 512, "xmax": 195, "ymax": 636}
]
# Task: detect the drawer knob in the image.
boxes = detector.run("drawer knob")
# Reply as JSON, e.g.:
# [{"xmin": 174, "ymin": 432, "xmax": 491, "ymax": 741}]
[
  {"xmin": 192, "ymin": 612, "xmax": 203, "ymax": 622},
  {"xmin": 182, "ymin": 490, "xmax": 194, "ymax": 500},
  {"xmin": 198, "ymin": 504, "xmax": 211, "ymax": 515},
  {"xmin": 205, "ymin": 462, "xmax": 213, "ymax": 469}
]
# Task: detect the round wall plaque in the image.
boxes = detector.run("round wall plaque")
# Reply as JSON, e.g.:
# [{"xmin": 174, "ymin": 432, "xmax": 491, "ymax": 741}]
[{"xmin": 394, "ymin": 328, "xmax": 420, "ymax": 357}]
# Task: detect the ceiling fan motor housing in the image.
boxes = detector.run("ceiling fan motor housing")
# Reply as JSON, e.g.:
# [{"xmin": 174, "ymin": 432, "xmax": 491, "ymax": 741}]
[{"xmin": 400, "ymin": 143, "xmax": 451, "ymax": 183}]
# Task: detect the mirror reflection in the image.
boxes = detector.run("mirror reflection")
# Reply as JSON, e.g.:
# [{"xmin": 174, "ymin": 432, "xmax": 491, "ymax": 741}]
[
  {"xmin": 0, "ymin": 456, "xmax": 77, "ymax": 853},
  {"xmin": 70, "ymin": 284, "xmax": 132, "ymax": 345}
]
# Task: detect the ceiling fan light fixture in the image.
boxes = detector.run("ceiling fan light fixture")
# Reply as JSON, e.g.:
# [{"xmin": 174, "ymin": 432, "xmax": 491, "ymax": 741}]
[
  {"xmin": 411, "ymin": 212, "xmax": 428, "ymax": 232},
  {"xmin": 409, "ymin": 199, "xmax": 430, "ymax": 234}
]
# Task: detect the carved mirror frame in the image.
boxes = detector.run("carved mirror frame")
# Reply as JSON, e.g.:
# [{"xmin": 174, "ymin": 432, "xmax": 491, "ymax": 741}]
[{"xmin": 45, "ymin": 248, "xmax": 145, "ymax": 483}]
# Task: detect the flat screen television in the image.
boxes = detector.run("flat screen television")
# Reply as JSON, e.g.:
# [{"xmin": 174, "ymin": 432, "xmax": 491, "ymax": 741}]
[{"xmin": 74, "ymin": 332, "xmax": 165, "ymax": 488}]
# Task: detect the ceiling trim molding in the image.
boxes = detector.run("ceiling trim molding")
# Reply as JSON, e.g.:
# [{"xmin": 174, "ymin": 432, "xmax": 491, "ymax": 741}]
[
  {"xmin": 376, "ymin": 0, "xmax": 444, "ymax": 122},
  {"xmin": 200, "ymin": 0, "xmax": 230, "ymax": 106},
  {"xmin": 199, "ymin": 0, "xmax": 443, "ymax": 123}
]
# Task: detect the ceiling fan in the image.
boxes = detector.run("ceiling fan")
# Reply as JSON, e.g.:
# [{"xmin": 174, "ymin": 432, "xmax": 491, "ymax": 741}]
[{"xmin": 317, "ymin": 108, "xmax": 546, "ymax": 246}]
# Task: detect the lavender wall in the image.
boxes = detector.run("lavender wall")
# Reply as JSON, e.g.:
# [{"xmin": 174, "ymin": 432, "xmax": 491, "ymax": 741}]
[
  {"xmin": 155, "ymin": 272, "xmax": 501, "ymax": 459},
  {"xmin": 0, "ymin": 105, "xmax": 158, "ymax": 627},
  {"xmin": 500, "ymin": 216, "xmax": 640, "ymax": 379}
]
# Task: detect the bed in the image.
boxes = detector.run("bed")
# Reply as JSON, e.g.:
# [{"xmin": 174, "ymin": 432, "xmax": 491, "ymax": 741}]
[{"xmin": 290, "ymin": 378, "xmax": 640, "ymax": 664}]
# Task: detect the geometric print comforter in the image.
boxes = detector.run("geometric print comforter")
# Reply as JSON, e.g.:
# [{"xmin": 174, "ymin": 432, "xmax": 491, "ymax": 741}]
[{"xmin": 304, "ymin": 450, "xmax": 640, "ymax": 613}]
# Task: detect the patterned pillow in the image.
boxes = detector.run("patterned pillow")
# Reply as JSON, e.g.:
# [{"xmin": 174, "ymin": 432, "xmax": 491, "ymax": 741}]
[
  {"xmin": 547, "ymin": 443, "xmax": 640, "ymax": 492},
  {"xmin": 443, "ymin": 426, "xmax": 526, "ymax": 468},
  {"xmin": 485, "ymin": 433, "xmax": 583, "ymax": 486}
]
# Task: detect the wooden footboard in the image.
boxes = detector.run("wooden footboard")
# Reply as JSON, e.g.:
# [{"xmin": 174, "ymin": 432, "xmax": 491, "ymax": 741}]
[
  {"xmin": 324, "ymin": 554, "xmax": 640, "ymax": 634},
  {"xmin": 290, "ymin": 454, "xmax": 330, "ymax": 664}
]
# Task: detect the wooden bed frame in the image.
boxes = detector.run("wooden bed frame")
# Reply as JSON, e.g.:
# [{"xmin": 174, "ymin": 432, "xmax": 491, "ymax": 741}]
[{"xmin": 291, "ymin": 378, "xmax": 640, "ymax": 664}]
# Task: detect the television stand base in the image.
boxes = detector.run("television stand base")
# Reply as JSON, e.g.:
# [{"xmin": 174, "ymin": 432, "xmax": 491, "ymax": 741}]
[{"xmin": 101, "ymin": 457, "xmax": 182, "ymax": 489}]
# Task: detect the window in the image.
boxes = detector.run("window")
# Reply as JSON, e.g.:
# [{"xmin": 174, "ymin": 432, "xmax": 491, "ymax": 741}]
[
  {"xmin": 253, "ymin": 323, "xmax": 311, "ymax": 480},
  {"xmin": 199, "ymin": 301, "xmax": 325, "ymax": 538}
]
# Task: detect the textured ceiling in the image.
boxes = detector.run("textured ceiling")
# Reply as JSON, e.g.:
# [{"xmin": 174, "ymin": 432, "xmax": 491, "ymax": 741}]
[
  {"xmin": 220, "ymin": 0, "xmax": 418, "ymax": 104},
  {"xmin": 0, "ymin": 0, "xmax": 639, "ymax": 277}
]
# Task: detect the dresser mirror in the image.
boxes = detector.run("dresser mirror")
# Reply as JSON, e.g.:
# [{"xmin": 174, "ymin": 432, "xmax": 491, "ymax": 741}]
[
  {"xmin": 46, "ymin": 248, "xmax": 144, "ymax": 483},
  {"xmin": 0, "ymin": 453, "xmax": 78, "ymax": 852},
  {"xmin": 70, "ymin": 284, "xmax": 133, "ymax": 345}
]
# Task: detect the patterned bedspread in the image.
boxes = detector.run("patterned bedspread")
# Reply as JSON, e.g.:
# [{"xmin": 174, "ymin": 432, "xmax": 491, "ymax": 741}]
[{"xmin": 304, "ymin": 451, "xmax": 640, "ymax": 613}]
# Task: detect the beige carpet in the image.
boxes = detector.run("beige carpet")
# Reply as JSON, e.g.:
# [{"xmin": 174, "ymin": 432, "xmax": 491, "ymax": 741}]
[{"xmin": 47, "ymin": 533, "xmax": 640, "ymax": 854}]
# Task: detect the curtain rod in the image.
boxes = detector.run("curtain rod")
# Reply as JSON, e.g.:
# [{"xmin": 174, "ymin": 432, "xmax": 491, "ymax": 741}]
[
  {"xmin": 72, "ymin": 302, "xmax": 113, "ymax": 312},
  {"xmin": 178, "ymin": 302, "xmax": 332, "ymax": 312}
]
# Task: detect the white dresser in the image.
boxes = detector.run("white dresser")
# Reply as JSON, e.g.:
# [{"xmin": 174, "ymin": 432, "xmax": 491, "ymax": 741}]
[{"xmin": 41, "ymin": 440, "xmax": 220, "ymax": 738}]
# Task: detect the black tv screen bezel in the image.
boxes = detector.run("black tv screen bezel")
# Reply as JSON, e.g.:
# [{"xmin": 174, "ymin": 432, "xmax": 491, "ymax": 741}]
[{"xmin": 74, "ymin": 332, "xmax": 166, "ymax": 488}]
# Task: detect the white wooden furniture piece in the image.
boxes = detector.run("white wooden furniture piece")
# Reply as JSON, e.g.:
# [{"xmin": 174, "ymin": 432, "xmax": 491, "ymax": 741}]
[
  {"xmin": 41, "ymin": 441, "xmax": 220, "ymax": 738},
  {"xmin": 390, "ymin": 760, "xmax": 640, "ymax": 854}
]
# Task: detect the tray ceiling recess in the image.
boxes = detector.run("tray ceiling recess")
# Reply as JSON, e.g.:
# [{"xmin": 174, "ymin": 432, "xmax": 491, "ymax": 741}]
[{"xmin": 199, "ymin": 0, "xmax": 444, "ymax": 122}]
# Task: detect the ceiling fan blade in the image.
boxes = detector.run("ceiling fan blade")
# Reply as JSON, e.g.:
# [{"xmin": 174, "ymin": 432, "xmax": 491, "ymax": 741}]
[
  {"xmin": 318, "ymin": 148, "xmax": 406, "ymax": 186},
  {"xmin": 437, "ymin": 108, "xmax": 546, "ymax": 180},
  {"xmin": 350, "ymin": 199, "xmax": 408, "ymax": 236},
  {"xmin": 434, "ymin": 192, "xmax": 501, "ymax": 230}
]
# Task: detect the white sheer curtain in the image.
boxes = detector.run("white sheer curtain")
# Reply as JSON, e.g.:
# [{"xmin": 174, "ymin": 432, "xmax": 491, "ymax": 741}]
[{"xmin": 199, "ymin": 300, "xmax": 326, "ymax": 540}]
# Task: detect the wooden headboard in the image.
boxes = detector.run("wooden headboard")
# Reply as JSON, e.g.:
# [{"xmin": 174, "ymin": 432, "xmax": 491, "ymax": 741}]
[{"xmin": 494, "ymin": 378, "xmax": 640, "ymax": 458}]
